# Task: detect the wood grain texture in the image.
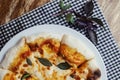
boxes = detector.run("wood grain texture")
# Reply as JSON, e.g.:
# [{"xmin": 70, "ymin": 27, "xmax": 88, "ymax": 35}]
[
  {"xmin": 0, "ymin": 0, "xmax": 120, "ymax": 47},
  {"xmin": 0, "ymin": 0, "xmax": 50, "ymax": 24},
  {"xmin": 97, "ymin": 0, "xmax": 120, "ymax": 47}
]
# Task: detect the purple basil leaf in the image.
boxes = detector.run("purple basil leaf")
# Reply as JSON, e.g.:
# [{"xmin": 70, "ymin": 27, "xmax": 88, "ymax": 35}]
[
  {"xmin": 84, "ymin": 0, "xmax": 94, "ymax": 16},
  {"xmin": 87, "ymin": 29, "xmax": 97, "ymax": 45},
  {"xmin": 73, "ymin": 11, "xmax": 88, "ymax": 22},
  {"xmin": 76, "ymin": 19, "xmax": 87, "ymax": 26},
  {"xmin": 79, "ymin": 16, "xmax": 88, "ymax": 22},
  {"xmin": 73, "ymin": 11, "xmax": 82, "ymax": 17},
  {"xmin": 86, "ymin": 22, "xmax": 93, "ymax": 28},
  {"xmin": 90, "ymin": 18, "xmax": 104, "ymax": 26},
  {"xmin": 87, "ymin": 11, "xmax": 93, "ymax": 17},
  {"xmin": 91, "ymin": 25, "xmax": 98, "ymax": 31}
]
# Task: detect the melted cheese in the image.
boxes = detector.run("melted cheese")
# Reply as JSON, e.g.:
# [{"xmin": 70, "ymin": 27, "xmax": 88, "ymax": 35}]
[
  {"xmin": 9, "ymin": 44, "xmax": 30, "ymax": 72},
  {"xmin": 3, "ymin": 73, "xmax": 15, "ymax": 80},
  {"xmin": 1, "ymin": 35, "xmax": 101, "ymax": 80},
  {"xmin": 6, "ymin": 37, "xmax": 74, "ymax": 80},
  {"xmin": 60, "ymin": 44, "xmax": 86, "ymax": 65}
]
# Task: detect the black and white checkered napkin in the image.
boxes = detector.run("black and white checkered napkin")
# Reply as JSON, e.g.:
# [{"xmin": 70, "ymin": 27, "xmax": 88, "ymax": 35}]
[{"xmin": 0, "ymin": 0, "xmax": 120, "ymax": 79}]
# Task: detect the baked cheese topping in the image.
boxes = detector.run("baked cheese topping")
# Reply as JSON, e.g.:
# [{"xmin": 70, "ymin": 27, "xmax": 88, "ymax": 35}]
[
  {"xmin": 8, "ymin": 44, "xmax": 31, "ymax": 72},
  {"xmin": 3, "ymin": 73, "xmax": 15, "ymax": 80},
  {"xmin": 0, "ymin": 34, "xmax": 101, "ymax": 80},
  {"xmin": 60, "ymin": 44, "xmax": 86, "ymax": 65}
]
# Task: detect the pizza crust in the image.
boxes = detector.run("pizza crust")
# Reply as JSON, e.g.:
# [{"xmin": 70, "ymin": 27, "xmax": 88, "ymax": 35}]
[
  {"xmin": 0, "ymin": 68, "xmax": 8, "ymax": 80},
  {"xmin": 87, "ymin": 59, "xmax": 101, "ymax": 80},
  {"xmin": 26, "ymin": 32, "xmax": 62, "ymax": 43},
  {"xmin": 61, "ymin": 34, "xmax": 95, "ymax": 59},
  {"xmin": 0, "ymin": 68, "xmax": 14, "ymax": 80},
  {"xmin": 0, "ymin": 38, "xmax": 26, "ymax": 69},
  {"xmin": 0, "ymin": 33, "xmax": 62, "ymax": 69},
  {"xmin": 87, "ymin": 59, "xmax": 100, "ymax": 71},
  {"xmin": 0, "ymin": 33, "xmax": 101, "ymax": 80}
]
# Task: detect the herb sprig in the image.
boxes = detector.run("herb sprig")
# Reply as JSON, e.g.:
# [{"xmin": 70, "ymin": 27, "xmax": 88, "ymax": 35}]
[
  {"xmin": 57, "ymin": 62, "xmax": 72, "ymax": 70},
  {"xmin": 37, "ymin": 58, "xmax": 52, "ymax": 66},
  {"xmin": 56, "ymin": 0, "xmax": 104, "ymax": 45},
  {"xmin": 21, "ymin": 72, "xmax": 31, "ymax": 80},
  {"xmin": 26, "ymin": 58, "xmax": 32, "ymax": 66}
]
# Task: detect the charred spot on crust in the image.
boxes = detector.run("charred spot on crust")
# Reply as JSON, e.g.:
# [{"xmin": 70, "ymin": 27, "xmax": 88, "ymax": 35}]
[
  {"xmin": 87, "ymin": 69, "xmax": 101, "ymax": 80},
  {"xmin": 87, "ymin": 77, "xmax": 95, "ymax": 80},
  {"xmin": 94, "ymin": 69, "xmax": 101, "ymax": 78}
]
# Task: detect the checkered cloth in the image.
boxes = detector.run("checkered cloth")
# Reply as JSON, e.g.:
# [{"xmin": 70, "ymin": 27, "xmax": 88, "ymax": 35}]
[{"xmin": 0, "ymin": 0, "xmax": 120, "ymax": 79}]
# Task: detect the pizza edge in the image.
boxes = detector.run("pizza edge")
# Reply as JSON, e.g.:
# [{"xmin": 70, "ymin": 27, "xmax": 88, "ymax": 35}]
[{"xmin": 0, "ymin": 33, "xmax": 101, "ymax": 80}]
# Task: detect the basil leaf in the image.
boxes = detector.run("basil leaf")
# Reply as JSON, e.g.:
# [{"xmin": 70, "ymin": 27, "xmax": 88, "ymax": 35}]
[
  {"xmin": 91, "ymin": 25, "xmax": 98, "ymax": 31},
  {"xmin": 26, "ymin": 58, "xmax": 32, "ymax": 66},
  {"xmin": 90, "ymin": 18, "xmax": 104, "ymax": 26},
  {"xmin": 87, "ymin": 29, "xmax": 97, "ymax": 45},
  {"xmin": 63, "ymin": 4, "xmax": 71, "ymax": 10},
  {"xmin": 59, "ymin": 0, "xmax": 71, "ymax": 10},
  {"xmin": 76, "ymin": 19, "xmax": 87, "ymax": 26},
  {"xmin": 60, "ymin": 0, "xmax": 64, "ymax": 10},
  {"xmin": 66, "ymin": 13, "xmax": 74, "ymax": 24},
  {"xmin": 84, "ymin": 0, "xmax": 94, "ymax": 16},
  {"xmin": 37, "ymin": 58, "xmax": 52, "ymax": 66},
  {"xmin": 57, "ymin": 62, "xmax": 71, "ymax": 70},
  {"xmin": 21, "ymin": 72, "xmax": 31, "ymax": 80}
]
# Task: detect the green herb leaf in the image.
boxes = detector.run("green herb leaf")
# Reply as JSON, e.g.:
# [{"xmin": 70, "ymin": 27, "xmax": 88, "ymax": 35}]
[
  {"xmin": 37, "ymin": 58, "xmax": 52, "ymax": 67},
  {"xmin": 63, "ymin": 4, "xmax": 71, "ymax": 10},
  {"xmin": 60, "ymin": 0, "xmax": 64, "ymax": 10},
  {"xmin": 84, "ymin": 0, "xmax": 94, "ymax": 16},
  {"xmin": 59, "ymin": 0, "xmax": 71, "ymax": 10},
  {"xmin": 66, "ymin": 13, "xmax": 74, "ymax": 24},
  {"xmin": 21, "ymin": 72, "xmax": 31, "ymax": 80},
  {"xmin": 26, "ymin": 58, "xmax": 32, "ymax": 66},
  {"xmin": 90, "ymin": 18, "xmax": 104, "ymax": 26},
  {"xmin": 56, "ymin": 0, "xmax": 105, "ymax": 46},
  {"xmin": 57, "ymin": 62, "xmax": 71, "ymax": 70}
]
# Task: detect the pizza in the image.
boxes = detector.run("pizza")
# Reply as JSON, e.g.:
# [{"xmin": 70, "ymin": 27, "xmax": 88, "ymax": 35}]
[{"xmin": 0, "ymin": 33, "xmax": 101, "ymax": 80}]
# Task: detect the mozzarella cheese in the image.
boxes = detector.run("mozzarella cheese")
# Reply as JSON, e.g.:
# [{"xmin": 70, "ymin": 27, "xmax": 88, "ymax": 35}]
[{"xmin": 0, "ymin": 34, "xmax": 101, "ymax": 80}]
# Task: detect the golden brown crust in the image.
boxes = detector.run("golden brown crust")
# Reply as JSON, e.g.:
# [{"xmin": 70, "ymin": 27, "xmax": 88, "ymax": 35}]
[
  {"xmin": 0, "ymin": 34, "xmax": 101, "ymax": 80},
  {"xmin": 3, "ymin": 73, "xmax": 15, "ymax": 80},
  {"xmin": 87, "ymin": 69, "xmax": 101, "ymax": 80},
  {"xmin": 0, "ymin": 69, "xmax": 15, "ymax": 80},
  {"xmin": 40, "ymin": 38, "xmax": 60, "ymax": 53},
  {"xmin": 27, "ymin": 38, "xmax": 60, "ymax": 53},
  {"xmin": 8, "ymin": 44, "xmax": 31, "ymax": 72},
  {"xmin": 69, "ymin": 60, "xmax": 101, "ymax": 80},
  {"xmin": 60, "ymin": 44, "xmax": 86, "ymax": 65},
  {"xmin": 8, "ymin": 37, "xmax": 60, "ymax": 72}
]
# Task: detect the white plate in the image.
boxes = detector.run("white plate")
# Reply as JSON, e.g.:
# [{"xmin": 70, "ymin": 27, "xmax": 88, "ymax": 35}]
[{"xmin": 0, "ymin": 24, "xmax": 107, "ymax": 79}]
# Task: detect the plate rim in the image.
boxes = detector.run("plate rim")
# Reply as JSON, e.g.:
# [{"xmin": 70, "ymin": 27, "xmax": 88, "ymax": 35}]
[{"xmin": 0, "ymin": 24, "xmax": 107, "ymax": 79}]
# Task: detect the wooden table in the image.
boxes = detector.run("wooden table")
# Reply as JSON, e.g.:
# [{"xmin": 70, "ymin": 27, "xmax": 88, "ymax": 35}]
[
  {"xmin": 98, "ymin": 0, "xmax": 120, "ymax": 48},
  {"xmin": 0, "ymin": 0, "xmax": 120, "ymax": 47}
]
